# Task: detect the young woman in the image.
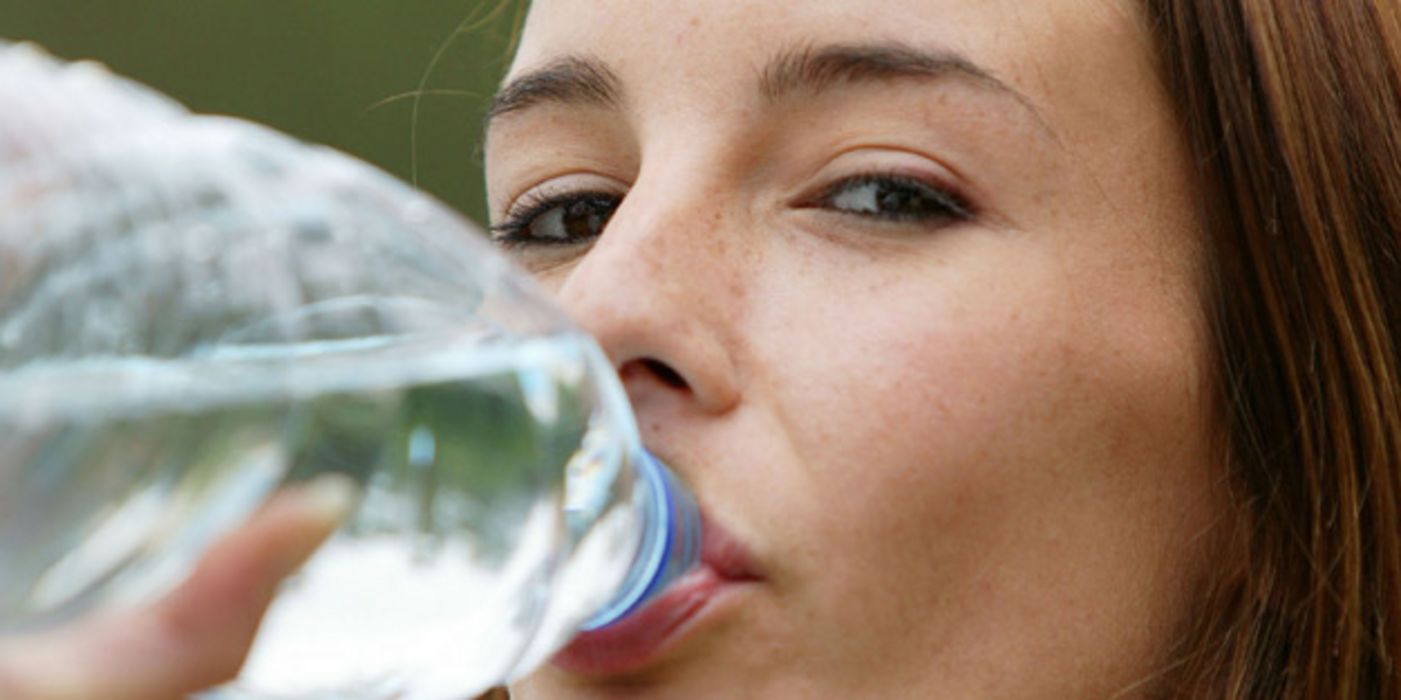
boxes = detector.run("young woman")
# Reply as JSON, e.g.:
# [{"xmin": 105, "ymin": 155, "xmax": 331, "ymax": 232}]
[
  {"xmin": 3, "ymin": 0, "xmax": 1398, "ymax": 698},
  {"xmin": 483, "ymin": 1, "xmax": 1401, "ymax": 697}
]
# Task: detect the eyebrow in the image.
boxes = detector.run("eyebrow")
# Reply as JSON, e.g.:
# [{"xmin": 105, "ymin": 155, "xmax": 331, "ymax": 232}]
[
  {"xmin": 485, "ymin": 55, "xmax": 622, "ymax": 122},
  {"xmin": 762, "ymin": 42, "xmax": 1015, "ymax": 103},
  {"xmin": 760, "ymin": 42, "xmax": 1054, "ymax": 139},
  {"xmin": 485, "ymin": 41, "xmax": 1051, "ymax": 137}
]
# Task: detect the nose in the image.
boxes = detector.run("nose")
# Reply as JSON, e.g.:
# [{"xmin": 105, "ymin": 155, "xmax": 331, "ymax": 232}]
[{"xmin": 554, "ymin": 175, "xmax": 743, "ymax": 418}]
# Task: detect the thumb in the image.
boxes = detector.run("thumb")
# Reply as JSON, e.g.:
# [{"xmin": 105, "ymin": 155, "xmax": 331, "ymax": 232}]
[{"xmin": 0, "ymin": 474, "xmax": 357, "ymax": 700}]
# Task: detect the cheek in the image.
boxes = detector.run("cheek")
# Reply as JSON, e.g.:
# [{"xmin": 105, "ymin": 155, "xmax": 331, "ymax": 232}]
[
  {"xmin": 742, "ymin": 243, "xmax": 1054, "ymax": 595},
  {"xmin": 758, "ymin": 240, "xmax": 1083, "ymax": 533},
  {"xmin": 746, "ymin": 235, "xmax": 1217, "ymax": 684}
]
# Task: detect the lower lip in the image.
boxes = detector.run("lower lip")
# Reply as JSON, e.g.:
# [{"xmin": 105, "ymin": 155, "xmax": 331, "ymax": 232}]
[{"xmin": 551, "ymin": 563, "xmax": 741, "ymax": 677}]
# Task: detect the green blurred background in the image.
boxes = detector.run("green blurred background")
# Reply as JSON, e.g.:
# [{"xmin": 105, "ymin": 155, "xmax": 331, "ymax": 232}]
[{"xmin": 1, "ymin": 1, "xmax": 525, "ymax": 226}]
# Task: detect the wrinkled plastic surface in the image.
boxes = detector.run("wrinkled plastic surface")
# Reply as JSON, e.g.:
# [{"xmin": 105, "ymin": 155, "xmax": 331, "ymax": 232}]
[{"xmin": 0, "ymin": 41, "xmax": 694, "ymax": 699}]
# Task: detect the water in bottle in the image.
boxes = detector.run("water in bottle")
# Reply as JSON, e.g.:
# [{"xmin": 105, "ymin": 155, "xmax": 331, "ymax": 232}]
[{"xmin": 0, "ymin": 41, "xmax": 701, "ymax": 699}]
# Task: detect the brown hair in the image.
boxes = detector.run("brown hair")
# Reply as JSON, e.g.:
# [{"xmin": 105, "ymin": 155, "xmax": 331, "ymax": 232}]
[{"xmin": 1140, "ymin": 0, "xmax": 1401, "ymax": 697}]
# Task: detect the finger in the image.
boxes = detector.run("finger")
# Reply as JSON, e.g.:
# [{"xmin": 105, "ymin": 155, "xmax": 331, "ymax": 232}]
[{"xmin": 0, "ymin": 474, "xmax": 357, "ymax": 700}]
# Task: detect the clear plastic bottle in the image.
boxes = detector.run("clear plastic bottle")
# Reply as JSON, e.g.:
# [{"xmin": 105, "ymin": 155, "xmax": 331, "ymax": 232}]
[{"xmin": 0, "ymin": 42, "xmax": 701, "ymax": 698}]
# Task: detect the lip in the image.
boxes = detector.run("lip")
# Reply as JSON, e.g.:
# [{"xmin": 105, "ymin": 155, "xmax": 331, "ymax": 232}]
[{"xmin": 551, "ymin": 514, "xmax": 762, "ymax": 677}]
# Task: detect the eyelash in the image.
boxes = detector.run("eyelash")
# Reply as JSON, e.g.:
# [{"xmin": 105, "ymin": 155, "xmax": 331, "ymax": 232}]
[
  {"xmin": 489, "ymin": 171, "xmax": 975, "ymax": 248},
  {"xmin": 801, "ymin": 172, "xmax": 974, "ymax": 224},
  {"xmin": 490, "ymin": 189, "xmax": 621, "ymax": 249}
]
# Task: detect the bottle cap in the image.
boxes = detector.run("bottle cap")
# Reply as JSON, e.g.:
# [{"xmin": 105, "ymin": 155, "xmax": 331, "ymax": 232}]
[{"xmin": 580, "ymin": 453, "xmax": 701, "ymax": 630}]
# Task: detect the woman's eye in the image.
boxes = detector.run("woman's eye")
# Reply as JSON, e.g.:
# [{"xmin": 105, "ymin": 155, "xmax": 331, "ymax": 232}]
[
  {"xmin": 491, "ymin": 192, "xmax": 622, "ymax": 247},
  {"xmin": 811, "ymin": 174, "xmax": 972, "ymax": 224}
]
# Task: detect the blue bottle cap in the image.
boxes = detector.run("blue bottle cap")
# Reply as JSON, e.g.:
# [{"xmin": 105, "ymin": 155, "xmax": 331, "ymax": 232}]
[{"xmin": 580, "ymin": 452, "xmax": 701, "ymax": 630}]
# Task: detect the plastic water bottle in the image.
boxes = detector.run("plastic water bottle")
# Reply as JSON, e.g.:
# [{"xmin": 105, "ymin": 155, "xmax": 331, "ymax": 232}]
[{"xmin": 0, "ymin": 42, "xmax": 702, "ymax": 698}]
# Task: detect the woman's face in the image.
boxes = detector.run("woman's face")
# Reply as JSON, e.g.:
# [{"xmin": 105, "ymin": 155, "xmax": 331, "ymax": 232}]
[{"xmin": 485, "ymin": 0, "xmax": 1225, "ymax": 697}]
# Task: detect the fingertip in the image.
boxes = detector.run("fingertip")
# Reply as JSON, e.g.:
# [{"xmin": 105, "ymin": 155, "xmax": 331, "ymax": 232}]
[
  {"xmin": 149, "ymin": 475, "xmax": 360, "ymax": 684},
  {"xmin": 283, "ymin": 473, "xmax": 360, "ymax": 547},
  {"xmin": 0, "ymin": 477, "xmax": 363, "ymax": 700}
]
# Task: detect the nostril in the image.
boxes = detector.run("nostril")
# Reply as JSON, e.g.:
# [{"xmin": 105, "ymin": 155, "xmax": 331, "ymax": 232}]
[{"xmin": 642, "ymin": 358, "xmax": 688, "ymax": 390}]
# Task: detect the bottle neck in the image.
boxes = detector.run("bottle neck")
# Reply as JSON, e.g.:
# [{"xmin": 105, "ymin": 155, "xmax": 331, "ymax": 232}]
[{"xmin": 579, "ymin": 451, "xmax": 702, "ymax": 631}]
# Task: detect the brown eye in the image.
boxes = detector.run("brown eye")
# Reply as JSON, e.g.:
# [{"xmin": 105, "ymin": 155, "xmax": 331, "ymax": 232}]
[
  {"xmin": 491, "ymin": 192, "xmax": 621, "ymax": 247},
  {"xmin": 816, "ymin": 174, "xmax": 971, "ymax": 224}
]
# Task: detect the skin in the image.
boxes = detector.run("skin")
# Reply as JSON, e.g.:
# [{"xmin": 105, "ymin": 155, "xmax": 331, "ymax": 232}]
[
  {"xmin": 0, "ymin": 0, "xmax": 1224, "ymax": 697},
  {"xmin": 486, "ymin": 0, "xmax": 1228, "ymax": 698},
  {"xmin": 0, "ymin": 477, "xmax": 352, "ymax": 700}
]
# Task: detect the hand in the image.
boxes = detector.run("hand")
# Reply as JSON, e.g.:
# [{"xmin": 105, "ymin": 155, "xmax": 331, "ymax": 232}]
[{"xmin": 0, "ymin": 477, "xmax": 355, "ymax": 700}]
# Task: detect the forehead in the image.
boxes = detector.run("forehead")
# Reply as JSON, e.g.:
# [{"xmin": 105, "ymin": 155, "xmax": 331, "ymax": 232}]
[{"xmin": 510, "ymin": 0, "xmax": 1154, "ymax": 130}]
